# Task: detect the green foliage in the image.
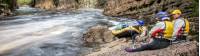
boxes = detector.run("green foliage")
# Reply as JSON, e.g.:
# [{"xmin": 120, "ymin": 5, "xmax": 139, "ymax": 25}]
[
  {"xmin": 0, "ymin": 0, "xmax": 11, "ymax": 9},
  {"xmin": 17, "ymin": 0, "xmax": 32, "ymax": 5},
  {"xmin": 189, "ymin": 0, "xmax": 199, "ymax": 17}
]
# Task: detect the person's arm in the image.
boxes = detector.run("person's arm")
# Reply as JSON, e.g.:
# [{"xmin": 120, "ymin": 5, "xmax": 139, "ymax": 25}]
[
  {"xmin": 139, "ymin": 26, "xmax": 147, "ymax": 37},
  {"xmin": 172, "ymin": 19, "xmax": 185, "ymax": 39},
  {"xmin": 149, "ymin": 22, "xmax": 165, "ymax": 38}
]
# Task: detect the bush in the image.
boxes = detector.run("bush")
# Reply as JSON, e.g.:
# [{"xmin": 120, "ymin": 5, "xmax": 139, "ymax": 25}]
[
  {"xmin": 17, "ymin": 0, "xmax": 32, "ymax": 5},
  {"xmin": 189, "ymin": 0, "xmax": 199, "ymax": 17}
]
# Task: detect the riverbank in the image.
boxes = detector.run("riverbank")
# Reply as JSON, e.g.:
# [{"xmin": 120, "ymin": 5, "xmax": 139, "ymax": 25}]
[
  {"xmin": 86, "ymin": 40, "xmax": 198, "ymax": 56},
  {"xmin": 0, "ymin": 0, "xmax": 198, "ymax": 56},
  {"xmin": 81, "ymin": 25, "xmax": 198, "ymax": 56}
]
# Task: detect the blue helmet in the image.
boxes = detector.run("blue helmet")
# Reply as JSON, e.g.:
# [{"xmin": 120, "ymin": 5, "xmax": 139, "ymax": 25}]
[
  {"xmin": 156, "ymin": 11, "xmax": 169, "ymax": 19},
  {"xmin": 137, "ymin": 20, "xmax": 144, "ymax": 26}
]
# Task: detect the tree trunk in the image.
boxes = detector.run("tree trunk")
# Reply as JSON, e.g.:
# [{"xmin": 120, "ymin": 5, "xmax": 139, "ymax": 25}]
[
  {"xmin": 10, "ymin": 0, "xmax": 18, "ymax": 11},
  {"xmin": 30, "ymin": 0, "xmax": 36, "ymax": 7}
]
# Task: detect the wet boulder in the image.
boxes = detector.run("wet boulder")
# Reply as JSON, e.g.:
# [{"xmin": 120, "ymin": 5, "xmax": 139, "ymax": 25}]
[{"xmin": 83, "ymin": 25, "xmax": 114, "ymax": 45}]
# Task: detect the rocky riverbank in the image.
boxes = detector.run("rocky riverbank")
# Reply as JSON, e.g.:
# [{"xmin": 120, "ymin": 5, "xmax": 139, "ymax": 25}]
[
  {"xmin": 32, "ymin": 0, "xmax": 107, "ymax": 10},
  {"xmin": 104, "ymin": 0, "xmax": 198, "ymax": 24},
  {"xmin": 0, "ymin": 4, "xmax": 12, "ymax": 17},
  {"xmin": 103, "ymin": 0, "xmax": 199, "ymax": 34},
  {"xmin": 82, "ymin": 25, "xmax": 198, "ymax": 56}
]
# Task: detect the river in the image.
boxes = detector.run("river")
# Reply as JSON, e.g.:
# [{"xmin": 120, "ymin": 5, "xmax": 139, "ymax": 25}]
[{"xmin": 0, "ymin": 6, "xmax": 117, "ymax": 56}]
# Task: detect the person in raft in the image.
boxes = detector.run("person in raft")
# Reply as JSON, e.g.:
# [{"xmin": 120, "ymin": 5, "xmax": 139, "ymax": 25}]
[{"xmin": 125, "ymin": 11, "xmax": 174, "ymax": 52}]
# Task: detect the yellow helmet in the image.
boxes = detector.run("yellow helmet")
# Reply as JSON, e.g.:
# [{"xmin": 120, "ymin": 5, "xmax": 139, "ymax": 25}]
[{"xmin": 171, "ymin": 9, "xmax": 182, "ymax": 14}]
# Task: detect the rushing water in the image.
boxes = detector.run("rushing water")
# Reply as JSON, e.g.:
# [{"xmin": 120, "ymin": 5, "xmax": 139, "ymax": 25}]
[{"xmin": 0, "ymin": 7, "xmax": 116, "ymax": 56}]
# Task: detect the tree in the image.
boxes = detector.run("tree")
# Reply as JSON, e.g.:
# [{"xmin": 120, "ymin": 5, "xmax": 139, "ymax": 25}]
[
  {"xmin": 10, "ymin": 0, "xmax": 18, "ymax": 10},
  {"xmin": 0, "ymin": 0, "xmax": 18, "ymax": 10}
]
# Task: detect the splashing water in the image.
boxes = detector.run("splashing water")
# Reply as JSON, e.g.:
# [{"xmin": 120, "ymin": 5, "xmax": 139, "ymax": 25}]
[{"xmin": 0, "ymin": 7, "xmax": 115, "ymax": 56}]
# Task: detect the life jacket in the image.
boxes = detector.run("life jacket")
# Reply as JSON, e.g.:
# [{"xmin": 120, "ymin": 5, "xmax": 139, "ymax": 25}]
[
  {"xmin": 183, "ymin": 19, "xmax": 190, "ymax": 34},
  {"xmin": 176, "ymin": 19, "xmax": 190, "ymax": 36},
  {"xmin": 163, "ymin": 21, "xmax": 174, "ymax": 40},
  {"xmin": 151, "ymin": 21, "xmax": 173, "ymax": 40}
]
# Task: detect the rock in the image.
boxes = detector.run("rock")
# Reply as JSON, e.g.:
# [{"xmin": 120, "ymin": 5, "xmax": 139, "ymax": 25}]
[
  {"xmin": 86, "ymin": 41, "xmax": 198, "ymax": 56},
  {"xmin": 82, "ymin": 25, "xmax": 198, "ymax": 56},
  {"xmin": 34, "ymin": 0, "xmax": 55, "ymax": 10},
  {"xmin": 78, "ymin": 0, "xmax": 98, "ymax": 8},
  {"xmin": 78, "ymin": 0, "xmax": 107, "ymax": 9},
  {"xmin": 103, "ymin": 0, "xmax": 195, "ymax": 24},
  {"xmin": 33, "ymin": 0, "xmax": 107, "ymax": 10},
  {"xmin": 83, "ymin": 25, "xmax": 114, "ymax": 45},
  {"xmin": 33, "ymin": 0, "xmax": 78, "ymax": 10},
  {"xmin": 56, "ymin": 0, "xmax": 78, "ymax": 10},
  {"xmin": 189, "ymin": 17, "xmax": 199, "ymax": 35}
]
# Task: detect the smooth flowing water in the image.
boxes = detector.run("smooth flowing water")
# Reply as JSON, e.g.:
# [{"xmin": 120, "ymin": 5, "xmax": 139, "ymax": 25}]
[{"xmin": 0, "ymin": 7, "xmax": 116, "ymax": 56}]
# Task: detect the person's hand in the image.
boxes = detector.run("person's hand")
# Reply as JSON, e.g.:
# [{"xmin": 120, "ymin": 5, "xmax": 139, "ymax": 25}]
[{"xmin": 171, "ymin": 37, "xmax": 176, "ymax": 41}]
